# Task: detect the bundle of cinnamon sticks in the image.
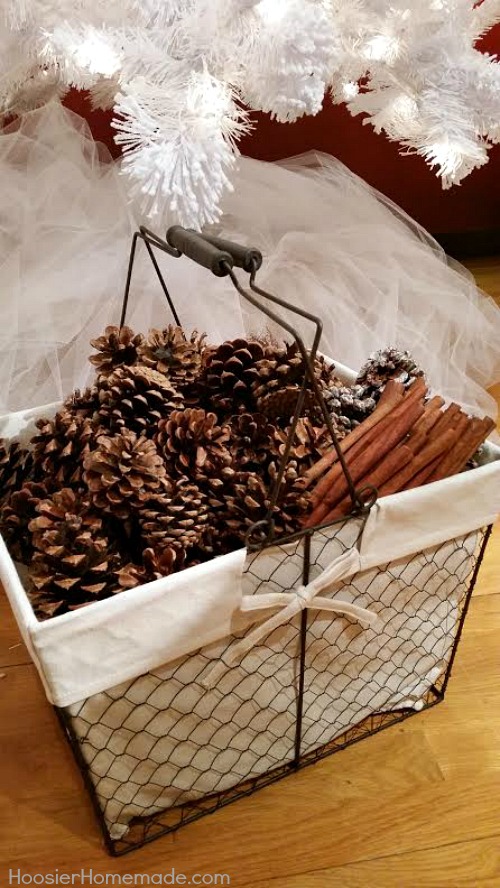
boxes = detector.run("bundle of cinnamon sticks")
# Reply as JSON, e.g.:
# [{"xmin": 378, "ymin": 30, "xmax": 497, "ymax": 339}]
[{"xmin": 302, "ymin": 378, "xmax": 495, "ymax": 528}]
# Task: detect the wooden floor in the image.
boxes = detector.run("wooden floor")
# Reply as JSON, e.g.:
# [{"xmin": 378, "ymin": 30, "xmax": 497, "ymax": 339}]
[{"xmin": 1, "ymin": 259, "xmax": 499, "ymax": 887}]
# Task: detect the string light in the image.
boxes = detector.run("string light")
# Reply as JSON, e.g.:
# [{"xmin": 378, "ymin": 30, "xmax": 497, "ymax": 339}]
[{"xmin": 362, "ymin": 34, "xmax": 400, "ymax": 63}]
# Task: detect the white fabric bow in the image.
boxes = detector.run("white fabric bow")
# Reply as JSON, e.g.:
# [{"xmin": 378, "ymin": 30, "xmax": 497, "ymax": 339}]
[{"xmin": 202, "ymin": 548, "xmax": 379, "ymax": 690}]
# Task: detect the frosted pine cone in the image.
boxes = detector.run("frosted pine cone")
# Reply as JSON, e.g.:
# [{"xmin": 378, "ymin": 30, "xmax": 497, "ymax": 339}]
[
  {"xmin": 155, "ymin": 408, "xmax": 232, "ymax": 481},
  {"xmin": 356, "ymin": 348, "xmax": 424, "ymax": 396},
  {"xmin": 28, "ymin": 489, "xmax": 123, "ymax": 619},
  {"xmin": 325, "ymin": 384, "xmax": 377, "ymax": 432},
  {"xmin": 84, "ymin": 431, "xmax": 168, "ymax": 518},
  {"xmin": 97, "ymin": 364, "xmax": 183, "ymax": 436},
  {"xmin": 89, "ymin": 325, "xmax": 144, "ymax": 378},
  {"xmin": 32, "ymin": 411, "xmax": 93, "ymax": 487},
  {"xmin": 138, "ymin": 325, "xmax": 207, "ymax": 389}
]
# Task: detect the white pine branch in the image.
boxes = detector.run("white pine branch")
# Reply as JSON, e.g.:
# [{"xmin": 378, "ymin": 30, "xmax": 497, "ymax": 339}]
[
  {"xmin": 1, "ymin": 0, "xmax": 500, "ymax": 224},
  {"xmin": 113, "ymin": 70, "xmax": 251, "ymax": 229}
]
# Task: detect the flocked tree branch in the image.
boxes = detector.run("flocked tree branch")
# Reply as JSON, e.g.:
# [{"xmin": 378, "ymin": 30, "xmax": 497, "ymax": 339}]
[{"xmin": 1, "ymin": 0, "xmax": 500, "ymax": 226}]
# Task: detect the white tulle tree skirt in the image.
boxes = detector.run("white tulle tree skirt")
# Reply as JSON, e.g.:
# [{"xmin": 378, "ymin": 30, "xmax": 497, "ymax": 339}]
[{"xmin": 1, "ymin": 101, "xmax": 499, "ymax": 420}]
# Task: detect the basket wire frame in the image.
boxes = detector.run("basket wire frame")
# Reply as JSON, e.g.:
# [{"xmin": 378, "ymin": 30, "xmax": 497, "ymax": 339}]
[
  {"xmin": 52, "ymin": 227, "xmax": 492, "ymax": 855},
  {"xmin": 56, "ymin": 525, "xmax": 492, "ymax": 856}
]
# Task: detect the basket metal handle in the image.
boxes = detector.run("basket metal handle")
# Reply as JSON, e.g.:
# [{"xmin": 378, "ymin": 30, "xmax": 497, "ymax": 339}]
[
  {"xmin": 166, "ymin": 227, "xmax": 233, "ymax": 277},
  {"xmin": 200, "ymin": 234, "xmax": 263, "ymax": 274}
]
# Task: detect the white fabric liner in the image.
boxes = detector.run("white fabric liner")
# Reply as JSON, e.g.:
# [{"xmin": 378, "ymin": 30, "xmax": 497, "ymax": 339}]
[
  {"xmin": 1, "ymin": 392, "xmax": 499, "ymax": 708},
  {"xmin": 67, "ymin": 524, "xmax": 479, "ymax": 838}
]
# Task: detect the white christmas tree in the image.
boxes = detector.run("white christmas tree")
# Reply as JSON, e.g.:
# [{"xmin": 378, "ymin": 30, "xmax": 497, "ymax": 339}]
[{"xmin": 2, "ymin": 0, "xmax": 500, "ymax": 228}]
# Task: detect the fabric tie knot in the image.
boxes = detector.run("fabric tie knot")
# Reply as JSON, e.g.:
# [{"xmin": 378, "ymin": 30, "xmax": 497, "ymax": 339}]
[{"xmin": 202, "ymin": 546, "xmax": 379, "ymax": 690}]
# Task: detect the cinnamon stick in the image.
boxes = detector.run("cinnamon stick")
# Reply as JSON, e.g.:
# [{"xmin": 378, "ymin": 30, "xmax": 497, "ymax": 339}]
[
  {"xmin": 406, "ymin": 428, "xmax": 429, "ymax": 455},
  {"xmin": 376, "ymin": 426, "xmax": 460, "ymax": 498},
  {"xmin": 427, "ymin": 417, "xmax": 496, "ymax": 483},
  {"xmin": 430, "ymin": 403, "xmax": 463, "ymax": 438},
  {"xmin": 409, "ymin": 395, "xmax": 445, "ymax": 437},
  {"xmin": 304, "ymin": 396, "xmax": 425, "ymax": 527},
  {"xmin": 405, "ymin": 455, "xmax": 443, "ymax": 490},
  {"xmin": 323, "ymin": 444, "xmax": 414, "ymax": 523},
  {"xmin": 308, "ymin": 378, "xmax": 426, "ymax": 507},
  {"xmin": 302, "ymin": 379, "xmax": 406, "ymax": 488}
]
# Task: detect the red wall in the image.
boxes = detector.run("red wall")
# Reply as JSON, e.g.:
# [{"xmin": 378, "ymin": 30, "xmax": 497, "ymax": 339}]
[{"xmin": 64, "ymin": 25, "xmax": 500, "ymax": 236}]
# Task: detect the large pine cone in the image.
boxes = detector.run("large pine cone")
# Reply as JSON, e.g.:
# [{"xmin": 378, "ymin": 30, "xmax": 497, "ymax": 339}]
[
  {"xmin": 97, "ymin": 365, "xmax": 183, "ymax": 436},
  {"xmin": 228, "ymin": 412, "xmax": 281, "ymax": 471},
  {"xmin": 89, "ymin": 325, "xmax": 144, "ymax": 378},
  {"xmin": 202, "ymin": 338, "xmax": 266, "ymax": 411},
  {"xmin": 28, "ymin": 489, "xmax": 123, "ymax": 619},
  {"xmin": 32, "ymin": 411, "xmax": 93, "ymax": 487},
  {"xmin": 140, "ymin": 482, "xmax": 209, "ymax": 552},
  {"xmin": 356, "ymin": 348, "xmax": 424, "ymax": 397},
  {"xmin": 0, "ymin": 440, "xmax": 33, "ymax": 505},
  {"xmin": 252, "ymin": 342, "xmax": 304, "ymax": 401},
  {"xmin": 156, "ymin": 408, "xmax": 232, "ymax": 481},
  {"xmin": 0, "ymin": 481, "xmax": 49, "ymax": 561},
  {"xmin": 208, "ymin": 468, "xmax": 308, "ymax": 550},
  {"xmin": 253, "ymin": 345, "xmax": 337, "ymax": 424},
  {"xmin": 84, "ymin": 431, "xmax": 168, "ymax": 518},
  {"xmin": 138, "ymin": 326, "xmax": 207, "ymax": 389}
]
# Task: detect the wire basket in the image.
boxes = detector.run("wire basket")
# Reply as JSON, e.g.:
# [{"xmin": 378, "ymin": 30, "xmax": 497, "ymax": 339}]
[
  {"xmin": 0, "ymin": 226, "xmax": 496, "ymax": 856},
  {"xmin": 58, "ymin": 523, "xmax": 490, "ymax": 855}
]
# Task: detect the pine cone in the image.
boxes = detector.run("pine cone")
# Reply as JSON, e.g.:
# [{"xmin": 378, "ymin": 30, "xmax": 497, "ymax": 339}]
[
  {"xmin": 31, "ymin": 411, "xmax": 93, "ymax": 487},
  {"xmin": 208, "ymin": 468, "xmax": 308, "ymax": 550},
  {"xmin": 273, "ymin": 419, "xmax": 333, "ymax": 474},
  {"xmin": 0, "ymin": 440, "xmax": 33, "ymax": 505},
  {"xmin": 252, "ymin": 342, "xmax": 305, "ymax": 402},
  {"xmin": 89, "ymin": 325, "xmax": 144, "ymax": 378},
  {"xmin": 202, "ymin": 338, "xmax": 266, "ymax": 411},
  {"xmin": 0, "ymin": 481, "xmax": 49, "ymax": 561},
  {"xmin": 139, "ymin": 481, "xmax": 209, "ymax": 551},
  {"xmin": 356, "ymin": 348, "xmax": 424, "ymax": 397},
  {"xmin": 97, "ymin": 364, "xmax": 183, "ymax": 436},
  {"xmin": 155, "ymin": 409, "xmax": 232, "ymax": 481},
  {"xmin": 253, "ymin": 346, "xmax": 337, "ymax": 424},
  {"xmin": 229, "ymin": 413, "xmax": 281, "ymax": 471},
  {"xmin": 64, "ymin": 386, "xmax": 100, "ymax": 420},
  {"xmin": 138, "ymin": 326, "xmax": 207, "ymax": 389},
  {"xmin": 28, "ymin": 489, "xmax": 123, "ymax": 619},
  {"xmin": 324, "ymin": 384, "xmax": 377, "ymax": 434},
  {"xmin": 256, "ymin": 386, "xmax": 316, "ymax": 424},
  {"xmin": 84, "ymin": 431, "xmax": 168, "ymax": 519},
  {"xmin": 116, "ymin": 547, "xmax": 187, "ymax": 589}
]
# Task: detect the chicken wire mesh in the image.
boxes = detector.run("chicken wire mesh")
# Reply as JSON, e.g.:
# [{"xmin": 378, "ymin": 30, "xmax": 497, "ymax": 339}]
[{"xmin": 57, "ymin": 522, "xmax": 491, "ymax": 856}]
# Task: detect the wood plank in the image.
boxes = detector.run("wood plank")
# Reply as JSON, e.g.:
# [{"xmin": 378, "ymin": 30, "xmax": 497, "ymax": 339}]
[
  {"xmin": 0, "ymin": 589, "xmax": 30, "ymax": 667},
  {"xmin": 474, "ymin": 523, "xmax": 500, "ymax": 596},
  {"xmin": 250, "ymin": 835, "xmax": 500, "ymax": 888}
]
